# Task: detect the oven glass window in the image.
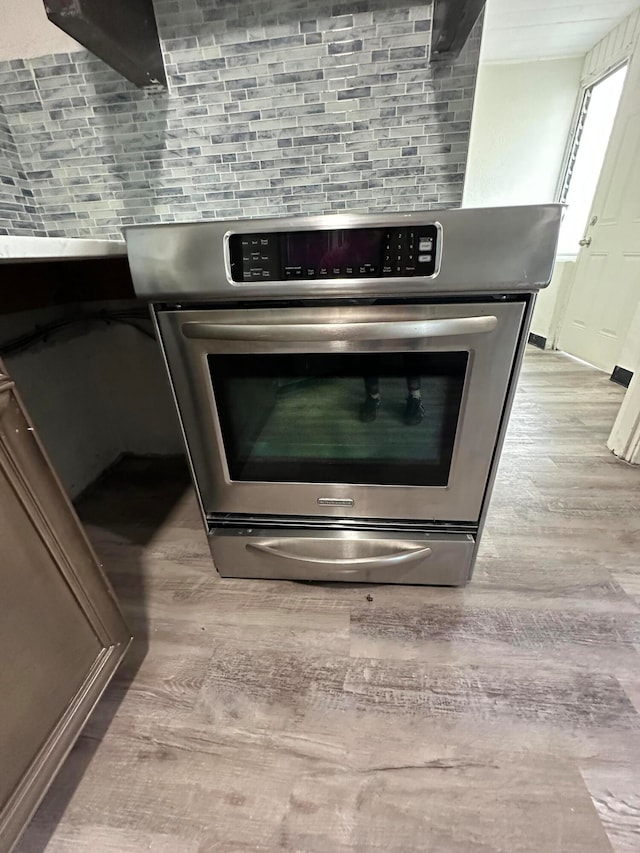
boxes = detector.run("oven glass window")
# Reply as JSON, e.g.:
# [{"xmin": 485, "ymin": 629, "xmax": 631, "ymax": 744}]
[{"xmin": 208, "ymin": 352, "xmax": 467, "ymax": 487}]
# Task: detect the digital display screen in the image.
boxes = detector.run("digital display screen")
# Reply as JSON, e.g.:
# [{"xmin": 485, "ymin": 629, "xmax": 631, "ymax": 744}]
[
  {"xmin": 282, "ymin": 229, "xmax": 386, "ymax": 270},
  {"xmin": 228, "ymin": 224, "xmax": 438, "ymax": 282}
]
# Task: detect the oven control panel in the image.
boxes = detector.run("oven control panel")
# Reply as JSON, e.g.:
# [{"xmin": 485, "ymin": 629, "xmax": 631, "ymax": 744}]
[{"xmin": 228, "ymin": 225, "xmax": 439, "ymax": 283}]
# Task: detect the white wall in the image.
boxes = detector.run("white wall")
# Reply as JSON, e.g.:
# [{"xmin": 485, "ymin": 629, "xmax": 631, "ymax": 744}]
[
  {"xmin": 0, "ymin": 0, "xmax": 81, "ymax": 60},
  {"xmin": 530, "ymin": 260, "xmax": 576, "ymax": 344},
  {"xmin": 463, "ymin": 57, "xmax": 583, "ymax": 208},
  {"xmin": 1, "ymin": 308, "xmax": 182, "ymax": 498}
]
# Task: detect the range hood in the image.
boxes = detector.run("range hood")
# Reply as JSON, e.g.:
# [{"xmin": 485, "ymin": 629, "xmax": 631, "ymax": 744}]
[
  {"xmin": 43, "ymin": 0, "xmax": 166, "ymax": 90},
  {"xmin": 44, "ymin": 0, "xmax": 483, "ymax": 86},
  {"xmin": 431, "ymin": 0, "xmax": 485, "ymax": 61}
]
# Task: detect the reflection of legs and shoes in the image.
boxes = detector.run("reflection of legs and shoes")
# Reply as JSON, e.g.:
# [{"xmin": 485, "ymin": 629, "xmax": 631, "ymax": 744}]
[
  {"xmin": 360, "ymin": 376, "xmax": 424, "ymax": 425},
  {"xmin": 404, "ymin": 375, "xmax": 424, "ymax": 426},
  {"xmin": 361, "ymin": 376, "xmax": 381, "ymax": 422}
]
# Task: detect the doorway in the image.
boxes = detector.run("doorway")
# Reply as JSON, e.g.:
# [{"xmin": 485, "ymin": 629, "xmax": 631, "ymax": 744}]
[
  {"xmin": 556, "ymin": 64, "xmax": 628, "ymax": 257},
  {"xmin": 556, "ymin": 50, "xmax": 640, "ymax": 375}
]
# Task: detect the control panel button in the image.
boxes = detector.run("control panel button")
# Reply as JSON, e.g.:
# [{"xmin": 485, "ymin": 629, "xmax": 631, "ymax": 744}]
[
  {"xmin": 230, "ymin": 232, "xmax": 280, "ymax": 282},
  {"xmin": 305, "ymin": 268, "xmax": 316, "ymax": 278},
  {"xmin": 419, "ymin": 238, "xmax": 433, "ymax": 252},
  {"xmin": 284, "ymin": 266, "xmax": 303, "ymax": 278},
  {"xmin": 358, "ymin": 263, "xmax": 377, "ymax": 276},
  {"xmin": 418, "ymin": 254, "xmax": 432, "ymax": 263}
]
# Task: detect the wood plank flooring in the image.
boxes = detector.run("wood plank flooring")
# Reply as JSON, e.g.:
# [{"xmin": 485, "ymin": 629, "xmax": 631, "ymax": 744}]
[{"xmin": 16, "ymin": 347, "xmax": 640, "ymax": 852}]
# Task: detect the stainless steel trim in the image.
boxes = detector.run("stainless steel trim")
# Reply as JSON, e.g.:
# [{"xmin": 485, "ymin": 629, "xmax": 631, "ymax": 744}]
[
  {"xmin": 433, "ymin": 219, "xmax": 443, "ymax": 279},
  {"xmin": 246, "ymin": 538, "xmax": 433, "ymax": 567},
  {"xmin": 222, "ymin": 229, "xmax": 234, "ymax": 283},
  {"xmin": 470, "ymin": 294, "xmax": 534, "ymax": 579},
  {"xmin": 182, "ymin": 315, "xmax": 498, "ymax": 343},
  {"xmin": 208, "ymin": 512, "xmax": 475, "ymax": 533},
  {"xmin": 126, "ymin": 205, "xmax": 564, "ymax": 300},
  {"xmin": 150, "ymin": 305, "xmax": 208, "ymax": 528}
]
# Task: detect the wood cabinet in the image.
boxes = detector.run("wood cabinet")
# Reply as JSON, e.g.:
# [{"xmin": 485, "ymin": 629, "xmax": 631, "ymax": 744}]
[{"xmin": 0, "ymin": 363, "xmax": 130, "ymax": 853}]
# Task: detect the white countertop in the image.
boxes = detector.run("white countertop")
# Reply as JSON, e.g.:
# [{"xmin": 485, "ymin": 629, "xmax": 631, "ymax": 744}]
[{"xmin": 0, "ymin": 236, "xmax": 127, "ymax": 263}]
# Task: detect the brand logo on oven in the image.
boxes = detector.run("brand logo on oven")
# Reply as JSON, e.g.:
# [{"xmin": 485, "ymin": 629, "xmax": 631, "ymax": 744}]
[{"xmin": 317, "ymin": 497, "xmax": 354, "ymax": 507}]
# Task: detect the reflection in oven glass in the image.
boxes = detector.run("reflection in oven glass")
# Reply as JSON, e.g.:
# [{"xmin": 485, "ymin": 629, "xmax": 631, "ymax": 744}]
[{"xmin": 208, "ymin": 352, "xmax": 467, "ymax": 488}]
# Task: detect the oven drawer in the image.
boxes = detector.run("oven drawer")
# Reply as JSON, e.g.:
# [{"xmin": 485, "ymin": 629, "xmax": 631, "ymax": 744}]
[{"xmin": 208, "ymin": 528, "xmax": 474, "ymax": 586}]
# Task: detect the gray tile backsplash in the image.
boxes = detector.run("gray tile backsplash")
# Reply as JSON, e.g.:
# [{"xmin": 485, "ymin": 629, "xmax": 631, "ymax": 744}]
[
  {"xmin": 0, "ymin": 0, "xmax": 482, "ymax": 238},
  {"xmin": 0, "ymin": 103, "xmax": 46, "ymax": 236}
]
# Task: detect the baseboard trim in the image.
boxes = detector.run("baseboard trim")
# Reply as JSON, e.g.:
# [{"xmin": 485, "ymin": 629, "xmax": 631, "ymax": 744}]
[
  {"xmin": 610, "ymin": 365, "xmax": 633, "ymax": 388},
  {"xmin": 528, "ymin": 332, "xmax": 547, "ymax": 350}
]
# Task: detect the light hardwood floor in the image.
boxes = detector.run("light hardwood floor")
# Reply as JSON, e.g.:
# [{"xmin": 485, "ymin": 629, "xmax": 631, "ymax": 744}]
[{"xmin": 17, "ymin": 347, "xmax": 640, "ymax": 852}]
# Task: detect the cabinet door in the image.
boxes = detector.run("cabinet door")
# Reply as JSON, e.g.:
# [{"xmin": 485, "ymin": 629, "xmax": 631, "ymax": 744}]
[{"xmin": 0, "ymin": 365, "xmax": 131, "ymax": 853}]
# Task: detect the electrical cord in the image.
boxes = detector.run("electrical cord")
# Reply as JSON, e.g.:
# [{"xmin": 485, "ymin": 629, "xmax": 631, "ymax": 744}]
[{"xmin": 0, "ymin": 309, "xmax": 156, "ymax": 356}]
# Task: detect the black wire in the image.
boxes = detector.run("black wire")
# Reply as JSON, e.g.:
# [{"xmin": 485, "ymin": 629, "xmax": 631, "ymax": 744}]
[{"xmin": 0, "ymin": 310, "xmax": 156, "ymax": 356}]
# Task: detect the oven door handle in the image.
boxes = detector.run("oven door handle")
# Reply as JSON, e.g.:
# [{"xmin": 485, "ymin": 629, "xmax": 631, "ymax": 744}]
[
  {"xmin": 181, "ymin": 316, "xmax": 498, "ymax": 342},
  {"xmin": 246, "ymin": 539, "xmax": 432, "ymax": 571}
]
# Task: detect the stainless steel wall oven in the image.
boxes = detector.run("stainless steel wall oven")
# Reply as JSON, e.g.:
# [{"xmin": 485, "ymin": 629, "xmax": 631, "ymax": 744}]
[{"xmin": 126, "ymin": 206, "xmax": 562, "ymax": 586}]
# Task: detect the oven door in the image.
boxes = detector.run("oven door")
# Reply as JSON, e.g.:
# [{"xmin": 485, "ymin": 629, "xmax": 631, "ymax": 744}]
[{"xmin": 157, "ymin": 301, "xmax": 525, "ymax": 523}]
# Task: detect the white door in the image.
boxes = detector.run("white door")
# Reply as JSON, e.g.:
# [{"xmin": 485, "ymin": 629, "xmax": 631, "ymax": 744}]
[{"xmin": 558, "ymin": 46, "xmax": 640, "ymax": 373}]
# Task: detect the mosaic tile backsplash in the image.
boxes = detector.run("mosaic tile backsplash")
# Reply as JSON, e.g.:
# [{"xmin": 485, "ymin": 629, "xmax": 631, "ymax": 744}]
[
  {"xmin": 0, "ymin": 103, "xmax": 46, "ymax": 236},
  {"xmin": 0, "ymin": 0, "xmax": 482, "ymax": 239}
]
